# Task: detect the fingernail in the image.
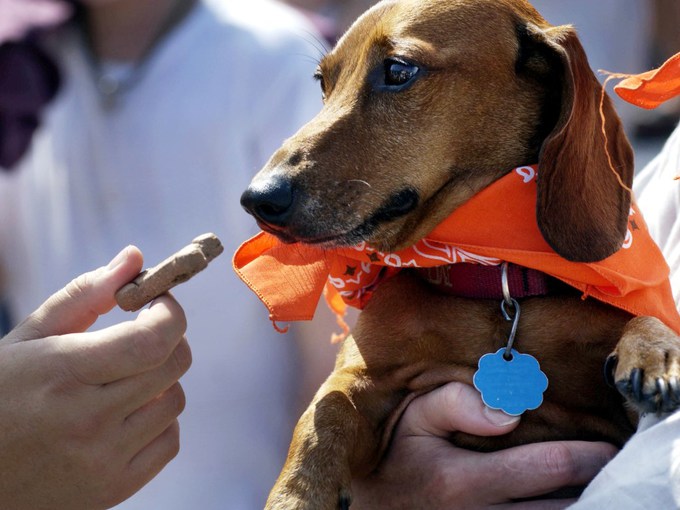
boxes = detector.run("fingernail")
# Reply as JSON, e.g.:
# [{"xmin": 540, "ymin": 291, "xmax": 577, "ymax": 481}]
[
  {"xmin": 107, "ymin": 246, "xmax": 130, "ymax": 271},
  {"xmin": 483, "ymin": 406, "xmax": 521, "ymax": 427}
]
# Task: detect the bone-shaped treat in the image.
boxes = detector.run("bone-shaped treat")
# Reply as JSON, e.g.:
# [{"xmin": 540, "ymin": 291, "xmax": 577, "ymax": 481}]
[{"xmin": 115, "ymin": 233, "xmax": 224, "ymax": 311}]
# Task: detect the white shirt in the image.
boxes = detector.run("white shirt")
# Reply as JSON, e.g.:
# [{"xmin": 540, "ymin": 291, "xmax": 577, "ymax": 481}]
[
  {"xmin": 636, "ymin": 124, "xmax": 680, "ymax": 306},
  {"xmin": 0, "ymin": 1, "xmax": 323, "ymax": 508},
  {"xmin": 572, "ymin": 123, "xmax": 680, "ymax": 508}
]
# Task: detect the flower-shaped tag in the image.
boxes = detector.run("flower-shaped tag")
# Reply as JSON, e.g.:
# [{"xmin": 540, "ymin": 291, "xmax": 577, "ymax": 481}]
[{"xmin": 473, "ymin": 348, "xmax": 548, "ymax": 416}]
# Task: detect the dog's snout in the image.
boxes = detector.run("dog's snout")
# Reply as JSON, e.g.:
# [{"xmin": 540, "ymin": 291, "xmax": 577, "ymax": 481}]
[{"xmin": 240, "ymin": 177, "xmax": 294, "ymax": 226}]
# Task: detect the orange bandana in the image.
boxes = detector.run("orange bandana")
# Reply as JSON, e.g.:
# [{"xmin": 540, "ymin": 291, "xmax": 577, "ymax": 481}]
[
  {"xmin": 613, "ymin": 51, "xmax": 680, "ymax": 109},
  {"xmin": 233, "ymin": 165, "xmax": 680, "ymax": 336}
]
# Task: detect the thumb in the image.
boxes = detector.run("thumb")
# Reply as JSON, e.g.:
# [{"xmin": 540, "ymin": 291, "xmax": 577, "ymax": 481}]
[
  {"xmin": 397, "ymin": 382, "xmax": 521, "ymax": 438},
  {"xmin": 4, "ymin": 246, "xmax": 144, "ymax": 342}
]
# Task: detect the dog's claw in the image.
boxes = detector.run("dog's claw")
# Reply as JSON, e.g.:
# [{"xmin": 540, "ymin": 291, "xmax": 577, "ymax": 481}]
[
  {"xmin": 615, "ymin": 367, "xmax": 646, "ymax": 406},
  {"xmin": 616, "ymin": 369, "xmax": 680, "ymax": 414},
  {"xmin": 604, "ymin": 355, "xmax": 618, "ymax": 388},
  {"xmin": 670, "ymin": 377, "xmax": 680, "ymax": 402},
  {"xmin": 656, "ymin": 377, "xmax": 672, "ymax": 411},
  {"xmin": 631, "ymin": 368, "xmax": 644, "ymax": 402},
  {"xmin": 339, "ymin": 492, "xmax": 351, "ymax": 510}
]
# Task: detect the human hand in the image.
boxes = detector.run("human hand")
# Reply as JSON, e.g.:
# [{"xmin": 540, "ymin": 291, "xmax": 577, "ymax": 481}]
[
  {"xmin": 0, "ymin": 246, "xmax": 191, "ymax": 510},
  {"xmin": 352, "ymin": 382, "xmax": 619, "ymax": 509}
]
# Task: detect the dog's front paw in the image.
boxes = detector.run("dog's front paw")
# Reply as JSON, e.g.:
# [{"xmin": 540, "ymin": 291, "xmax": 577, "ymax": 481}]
[
  {"xmin": 266, "ymin": 483, "xmax": 352, "ymax": 510},
  {"xmin": 608, "ymin": 316, "xmax": 680, "ymax": 413}
]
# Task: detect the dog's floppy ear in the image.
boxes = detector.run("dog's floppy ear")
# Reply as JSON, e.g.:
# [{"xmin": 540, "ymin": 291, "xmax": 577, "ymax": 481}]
[{"xmin": 520, "ymin": 24, "xmax": 634, "ymax": 263}]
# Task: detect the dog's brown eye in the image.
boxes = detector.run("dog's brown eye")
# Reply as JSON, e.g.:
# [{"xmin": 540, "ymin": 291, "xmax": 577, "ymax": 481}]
[{"xmin": 384, "ymin": 59, "xmax": 420, "ymax": 87}]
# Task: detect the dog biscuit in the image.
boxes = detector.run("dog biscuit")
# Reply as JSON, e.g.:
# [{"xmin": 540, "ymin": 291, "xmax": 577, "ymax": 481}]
[{"xmin": 115, "ymin": 233, "xmax": 224, "ymax": 311}]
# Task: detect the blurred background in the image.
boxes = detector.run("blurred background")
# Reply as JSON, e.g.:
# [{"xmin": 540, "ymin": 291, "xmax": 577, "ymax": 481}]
[{"xmin": 0, "ymin": 0, "xmax": 678, "ymax": 509}]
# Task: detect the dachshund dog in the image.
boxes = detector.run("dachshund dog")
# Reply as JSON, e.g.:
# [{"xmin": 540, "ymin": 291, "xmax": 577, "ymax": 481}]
[{"xmin": 238, "ymin": 0, "xmax": 680, "ymax": 508}]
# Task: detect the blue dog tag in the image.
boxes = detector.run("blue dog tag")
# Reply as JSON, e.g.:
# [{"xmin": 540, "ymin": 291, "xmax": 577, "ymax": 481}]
[{"xmin": 473, "ymin": 348, "xmax": 549, "ymax": 416}]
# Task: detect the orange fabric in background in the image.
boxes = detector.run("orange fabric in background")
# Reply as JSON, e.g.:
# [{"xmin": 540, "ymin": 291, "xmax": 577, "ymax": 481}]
[
  {"xmin": 233, "ymin": 165, "xmax": 680, "ymax": 334},
  {"xmin": 614, "ymin": 51, "xmax": 680, "ymax": 109}
]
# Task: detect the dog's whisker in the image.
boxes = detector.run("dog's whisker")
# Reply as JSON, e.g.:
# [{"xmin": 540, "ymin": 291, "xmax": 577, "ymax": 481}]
[
  {"xmin": 346, "ymin": 179, "xmax": 372, "ymax": 188},
  {"xmin": 291, "ymin": 53, "xmax": 325, "ymax": 69},
  {"xmin": 298, "ymin": 29, "xmax": 329, "ymax": 63}
]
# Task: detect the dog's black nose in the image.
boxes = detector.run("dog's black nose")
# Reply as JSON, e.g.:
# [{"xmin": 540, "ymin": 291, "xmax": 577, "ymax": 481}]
[{"xmin": 240, "ymin": 177, "xmax": 294, "ymax": 226}]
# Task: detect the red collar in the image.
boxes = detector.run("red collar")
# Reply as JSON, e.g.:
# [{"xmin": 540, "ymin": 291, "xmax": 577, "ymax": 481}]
[{"xmin": 416, "ymin": 263, "xmax": 552, "ymax": 300}]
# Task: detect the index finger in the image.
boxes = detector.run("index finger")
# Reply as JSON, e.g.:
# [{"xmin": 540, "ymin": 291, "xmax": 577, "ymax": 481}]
[
  {"xmin": 56, "ymin": 294, "xmax": 188, "ymax": 384},
  {"xmin": 4, "ymin": 246, "xmax": 144, "ymax": 344}
]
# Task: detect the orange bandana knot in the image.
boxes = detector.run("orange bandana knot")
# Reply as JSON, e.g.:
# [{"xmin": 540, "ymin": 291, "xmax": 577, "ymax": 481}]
[{"xmin": 233, "ymin": 166, "xmax": 680, "ymax": 339}]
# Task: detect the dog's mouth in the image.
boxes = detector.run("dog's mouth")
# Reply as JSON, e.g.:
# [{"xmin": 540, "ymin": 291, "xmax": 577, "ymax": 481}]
[
  {"xmin": 258, "ymin": 223, "xmax": 368, "ymax": 247},
  {"xmin": 245, "ymin": 186, "xmax": 420, "ymax": 248}
]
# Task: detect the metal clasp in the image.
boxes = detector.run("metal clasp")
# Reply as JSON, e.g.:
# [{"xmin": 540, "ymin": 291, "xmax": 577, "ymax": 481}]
[{"xmin": 500, "ymin": 262, "xmax": 520, "ymax": 360}]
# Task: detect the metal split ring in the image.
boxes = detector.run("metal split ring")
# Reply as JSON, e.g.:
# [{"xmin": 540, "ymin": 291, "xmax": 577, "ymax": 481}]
[{"xmin": 500, "ymin": 262, "xmax": 520, "ymax": 359}]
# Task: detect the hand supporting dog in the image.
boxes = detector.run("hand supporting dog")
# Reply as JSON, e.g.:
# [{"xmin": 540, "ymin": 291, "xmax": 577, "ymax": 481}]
[{"xmin": 350, "ymin": 382, "xmax": 619, "ymax": 508}]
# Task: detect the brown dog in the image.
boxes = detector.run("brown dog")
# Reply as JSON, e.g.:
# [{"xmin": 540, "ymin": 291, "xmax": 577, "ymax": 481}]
[{"xmin": 238, "ymin": 0, "xmax": 680, "ymax": 508}]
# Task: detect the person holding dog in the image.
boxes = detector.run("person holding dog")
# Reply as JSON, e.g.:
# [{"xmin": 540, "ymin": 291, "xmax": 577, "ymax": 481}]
[{"xmin": 351, "ymin": 52, "xmax": 680, "ymax": 509}]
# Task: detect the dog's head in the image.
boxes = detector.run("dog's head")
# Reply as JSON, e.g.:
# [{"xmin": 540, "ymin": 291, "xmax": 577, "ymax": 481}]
[{"xmin": 241, "ymin": 0, "xmax": 633, "ymax": 262}]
